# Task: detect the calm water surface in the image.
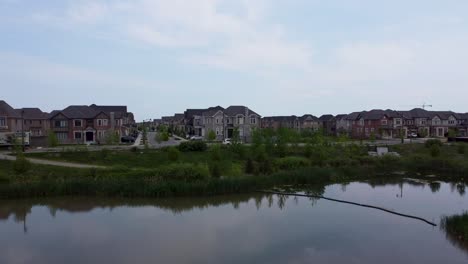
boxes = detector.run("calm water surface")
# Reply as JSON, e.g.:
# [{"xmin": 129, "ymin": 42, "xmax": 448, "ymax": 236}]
[{"xmin": 0, "ymin": 180, "xmax": 467, "ymax": 264}]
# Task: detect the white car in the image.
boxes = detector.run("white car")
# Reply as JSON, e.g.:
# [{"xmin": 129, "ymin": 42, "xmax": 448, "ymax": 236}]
[
  {"xmin": 190, "ymin": 135, "xmax": 204, "ymax": 141},
  {"xmin": 222, "ymin": 138, "xmax": 232, "ymax": 145}
]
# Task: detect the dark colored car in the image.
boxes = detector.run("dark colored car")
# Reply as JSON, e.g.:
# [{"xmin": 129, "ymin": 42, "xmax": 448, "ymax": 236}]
[{"xmin": 121, "ymin": 136, "xmax": 136, "ymax": 143}]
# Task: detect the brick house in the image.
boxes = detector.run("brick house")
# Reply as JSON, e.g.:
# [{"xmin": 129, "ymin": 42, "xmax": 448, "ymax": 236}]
[
  {"xmin": 0, "ymin": 100, "xmax": 21, "ymax": 144},
  {"xmin": 318, "ymin": 114, "xmax": 336, "ymax": 136},
  {"xmin": 49, "ymin": 104, "xmax": 133, "ymax": 144},
  {"xmin": 261, "ymin": 114, "xmax": 320, "ymax": 132},
  {"xmin": 16, "ymin": 108, "xmax": 50, "ymax": 146}
]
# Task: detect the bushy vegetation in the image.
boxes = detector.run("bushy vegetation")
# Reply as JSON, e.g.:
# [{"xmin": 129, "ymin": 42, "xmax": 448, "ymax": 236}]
[
  {"xmin": 6, "ymin": 127, "xmax": 468, "ymax": 199},
  {"xmin": 178, "ymin": 141, "xmax": 208, "ymax": 152}
]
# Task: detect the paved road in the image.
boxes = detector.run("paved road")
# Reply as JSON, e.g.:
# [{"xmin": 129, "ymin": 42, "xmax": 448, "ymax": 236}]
[
  {"xmin": 0, "ymin": 153, "xmax": 106, "ymax": 169},
  {"xmin": 147, "ymin": 132, "xmax": 187, "ymax": 148}
]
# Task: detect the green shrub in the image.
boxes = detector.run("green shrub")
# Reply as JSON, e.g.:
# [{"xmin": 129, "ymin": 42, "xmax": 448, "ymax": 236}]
[
  {"xmin": 430, "ymin": 144, "xmax": 441, "ymax": 157},
  {"xmin": 209, "ymin": 162, "xmax": 222, "ymax": 178},
  {"xmin": 207, "ymin": 130, "xmax": 216, "ymax": 141},
  {"xmin": 245, "ymin": 158, "xmax": 255, "ymax": 174},
  {"xmin": 167, "ymin": 147, "xmax": 180, "ymax": 161},
  {"xmin": 130, "ymin": 146, "xmax": 138, "ymax": 152},
  {"xmin": 47, "ymin": 132, "xmax": 59, "ymax": 147},
  {"xmin": 178, "ymin": 141, "xmax": 208, "ymax": 152},
  {"xmin": 274, "ymin": 157, "xmax": 310, "ymax": 170},
  {"xmin": 210, "ymin": 145, "xmax": 222, "ymax": 161},
  {"xmin": 425, "ymin": 139, "xmax": 442, "ymax": 148},
  {"xmin": 13, "ymin": 154, "xmax": 31, "ymax": 175},
  {"xmin": 457, "ymin": 144, "xmax": 466, "ymax": 155},
  {"xmin": 155, "ymin": 163, "xmax": 210, "ymax": 181}
]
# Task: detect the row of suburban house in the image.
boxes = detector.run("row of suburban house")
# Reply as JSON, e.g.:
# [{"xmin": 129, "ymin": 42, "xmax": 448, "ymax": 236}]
[
  {"xmin": 155, "ymin": 106, "xmax": 468, "ymax": 141},
  {"xmin": 0, "ymin": 100, "xmax": 135, "ymax": 146}
]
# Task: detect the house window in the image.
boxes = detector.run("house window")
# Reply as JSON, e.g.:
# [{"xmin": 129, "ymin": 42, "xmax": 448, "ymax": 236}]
[
  {"xmin": 55, "ymin": 120, "xmax": 67, "ymax": 127},
  {"xmin": 395, "ymin": 119, "xmax": 401, "ymax": 125},
  {"xmin": 239, "ymin": 128, "xmax": 244, "ymax": 136},
  {"xmin": 226, "ymin": 118, "xmax": 231, "ymax": 124},
  {"xmin": 237, "ymin": 116, "xmax": 244, "ymax": 125},
  {"xmin": 74, "ymin": 132, "xmax": 82, "ymax": 139},
  {"xmin": 56, "ymin": 132, "xmax": 68, "ymax": 140},
  {"xmin": 97, "ymin": 131, "xmax": 106, "ymax": 139},
  {"xmin": 74, "ymin": 120, "xmax": 82, "ymax": 127},
  {"xmin": 250, "ymin": 116, "xmax": 256, "ymax": 124},
  {"xmin": 216, "ymin": 127, "xmax": 220, "ymax": 135},
  {"xmin": 449, "ymin": 120, "xmax": 455, "ymax": 125},
  {"xmin": 371, "ymin": 128, "xmax": 375, "ymax": 133},
  {"xmin": 381, "ymin": 120, "xmax": 387, "ymax": 125},
  {"xmin": 0, "ymin": 117, "xmax": 6, "ymax": 127},
  {"xmin": 97, "ymin": 119, "xmax": 108, "ymax": 126}
]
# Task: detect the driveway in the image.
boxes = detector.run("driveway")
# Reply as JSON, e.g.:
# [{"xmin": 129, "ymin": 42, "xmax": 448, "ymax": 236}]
[{"xmin": 147, "ymin": 132, "xmax": 187, "ymax": 148}]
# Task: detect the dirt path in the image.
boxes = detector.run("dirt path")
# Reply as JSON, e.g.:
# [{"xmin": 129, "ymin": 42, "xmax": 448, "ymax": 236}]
[{"xmin": 0, "ymin": 153, "xmax": 106, "ymax": 169}]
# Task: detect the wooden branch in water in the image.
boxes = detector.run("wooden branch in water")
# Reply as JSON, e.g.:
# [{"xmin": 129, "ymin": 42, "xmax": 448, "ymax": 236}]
[{"xmin": 257, "ymin": 190, "xmax": 437, "ymax": 227}]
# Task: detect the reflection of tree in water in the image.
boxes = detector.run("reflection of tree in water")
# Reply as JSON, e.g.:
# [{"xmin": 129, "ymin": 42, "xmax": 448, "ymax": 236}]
[
  {"xmin": 456, "ymin": 184, "xmax": 466, "ymax": 196},
  {"xmin": 429, "ymin": 182, "xmax": 441, "ymax": 193},
  {"xmin": 441, "ymin": 213, "xmax": 468, "ymax": 256}
]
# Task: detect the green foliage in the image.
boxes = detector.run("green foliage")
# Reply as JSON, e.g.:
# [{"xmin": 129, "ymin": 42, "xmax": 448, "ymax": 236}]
[
  {"xmin": 47, "ymin": 132, "xmax": 59, "ymax": 147},
  {"xmin": 167, "ymin": 147, "xmax": 180, "ymax": 162},
  {"xmin": 154, "ymin": 163, "xmax": 210, "ymax": 181},
  {"xmin": 458, "ymin": 144, "xmax": 466, "ymax": 155},
  {"xmin": 274, "ymin": 157, "xmax": 310, "ymax": 170},
  {"xmin": 207, "ymin": 130, "xmax": 216, "ymax": 141},
  {"xmin": 425, "ymin": 139, "xmax": 443, "ymax": 148},
  {"xmin": 430, "ymin": 144, "xmax": 441, "ymax": 157},
  {"xmin": 210, "ymin": 145, "xmax": 222, "ymax": 161},
  {"xmin": 245, "ymin": 158, "xmax": 255, "ymax": 174},
  {"xmin": 155, "ymin": 132, "xmax": 170, "ymax": 143},
  {"xmin": 209, "ymin": 162, "xmax": 222, "ymax": 178},
  {"xmin": 105, "ymin": 130, "xmax": 120, "ymax": 145},
  {"xmin": 13, "ymin": 154, "xmax": 31, "ymax": 175},
  {"xmin": 304, "ymin": 141, "xmax": 313, "ymax": 158},
  {"xmin": 448, "ymin": 129, "xmax": 457, "ymax": 138},
  {"xmin": 178, "ymin": 141, "xmax": 208, "ymax": 152}
]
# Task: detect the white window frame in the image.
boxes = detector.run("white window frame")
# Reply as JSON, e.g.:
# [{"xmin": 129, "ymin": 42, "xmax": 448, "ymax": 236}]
[
  {"xmin": 250, "ymin": 116, "xmax": 256, "ymax": 124},
  {"xmin": 237, "ymin": 115, "xmax": 245, "ymax": 125},
  {"xmin": 74, "ymin": 119, "xmax": 82, "ymax": 127},
  {"xmin": 0, "ymin": 116, "xmax": 6, "ymax": 127},
  {"xmin": 74, "ymin": 131, "xmax": 82, "ymax": 139}
]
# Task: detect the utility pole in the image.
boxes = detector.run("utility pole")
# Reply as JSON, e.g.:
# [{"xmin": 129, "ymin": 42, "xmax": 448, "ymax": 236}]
[{"xmin": 21, "ymin": 109, "xmax": 25, "ymax": 153}]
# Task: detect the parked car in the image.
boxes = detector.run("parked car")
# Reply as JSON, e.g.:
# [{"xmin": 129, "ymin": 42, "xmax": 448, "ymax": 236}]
[
  {"xmin": 409, "ymin": 132, "xmax": 418, "ymax": 138},
  {"xmin": 222, "ymin": 138, "xmax": 232, "ymax": 145},
  {"xmin": 190, "ymin": 135, "xmax": 204, "ymax": 141},
  {"xmin": 121, "ymin": 135, "xmax": 136, "ymax": 143}
]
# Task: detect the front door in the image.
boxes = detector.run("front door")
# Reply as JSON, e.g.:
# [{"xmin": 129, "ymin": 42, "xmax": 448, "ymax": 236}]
[{"xmin": 86, "ymin": 131, "xmax": 94, "ymax": 142}]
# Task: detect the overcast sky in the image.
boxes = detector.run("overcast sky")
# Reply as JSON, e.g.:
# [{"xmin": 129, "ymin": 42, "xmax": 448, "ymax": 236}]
[{"xmin": 1, "ymin": 0, "xmax": 467, "ymax": 120}]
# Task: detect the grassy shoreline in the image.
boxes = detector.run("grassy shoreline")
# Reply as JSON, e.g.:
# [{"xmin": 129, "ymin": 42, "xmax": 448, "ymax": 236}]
[{"xmin": 1, "ymin": 141, "xmax": 467, "ymax": 199}]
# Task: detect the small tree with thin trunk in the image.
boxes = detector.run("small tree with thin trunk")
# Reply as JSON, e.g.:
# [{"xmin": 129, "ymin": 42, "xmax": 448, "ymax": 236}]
[{"xmin": 47, "ymin": 132, "xmax": 59, "ymax": 147}]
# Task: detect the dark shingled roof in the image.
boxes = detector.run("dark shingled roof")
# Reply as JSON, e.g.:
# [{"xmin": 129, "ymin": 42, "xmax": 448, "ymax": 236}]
[
  {"xmin": 59, "ymin": 106, "xmax": 101, "ymax": 119},
  {"xmin": 0, "ymin": 100, "xmax": 21, "ymax": 118},
  {"xmin": 429, "ymin": 111, "xmax": 457, "ymax": 120},
  {"xmin": 318, "ymin": 114, "xmax": 334, "ymax": 122},
  {"xmin": 361, "ymin": 109, "xmax": 389, "ymax": 120},
  {"xmin": 185, "ymin": 106, "xmax": 224, "ymax": 119},
  {"xmin": 345, "ymin": 112, "xmax": 363, "ymax": 120},
  {"xmin": 262, "ymin": 116, "xmax": 298, "ymax": 122},
  {"xmin": 300, "ymin": 114, "xmax": 319, "ymax": 121},
  {"xmin": 90, "ymin": 104, "xmax": 127, "ymax": 119},
  {"xmin": 16, "ymin": 108, "xmax": 48, "ymax": 119},
  {"xmin": 224, "ymin": 106, "xmax": 260, "ymax": 117}
]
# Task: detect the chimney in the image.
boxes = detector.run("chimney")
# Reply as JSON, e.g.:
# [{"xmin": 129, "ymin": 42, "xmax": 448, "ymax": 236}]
[{"xmin": 110, "ymin": 112, "xmax": 115, "ymax": 130}]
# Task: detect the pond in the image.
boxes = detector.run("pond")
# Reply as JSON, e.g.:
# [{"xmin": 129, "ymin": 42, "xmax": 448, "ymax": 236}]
[{"xmin": 0, "ymin": 180, "xmax": 467, "ymax": 264}]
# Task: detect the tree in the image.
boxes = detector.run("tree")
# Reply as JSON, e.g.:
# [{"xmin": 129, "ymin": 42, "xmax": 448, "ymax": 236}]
[
  {"xmin": 207, "ymin": 130, "xmax": 216, "ymax": 141},
  {"xmin": 167, "ymin": 147, "xmax": 180, "ymax": 161},
  {"xmin": 47, "ymin": 132, "xmax": 59, "ymax": 147},
  {"xmin": 105, "ymin": 130, "xmax": 120, "ymax": 145}
]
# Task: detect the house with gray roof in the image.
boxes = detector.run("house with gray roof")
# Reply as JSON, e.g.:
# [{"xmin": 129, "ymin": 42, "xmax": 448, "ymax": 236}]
[
  {"xmin": 0, "ymin": 100, "xmax": 21, "ymax": 134},
  {"xmin": 199, "ymin": 105, "xmax": 260, "ymax": 142},
  {"xmin": 49, "ymin": 104, "xmax": 133, "ymax": 144}
]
